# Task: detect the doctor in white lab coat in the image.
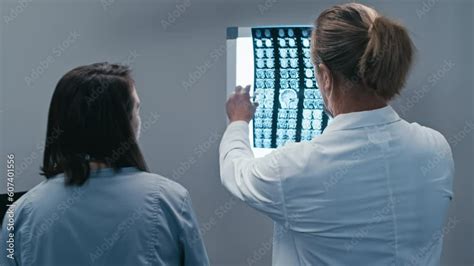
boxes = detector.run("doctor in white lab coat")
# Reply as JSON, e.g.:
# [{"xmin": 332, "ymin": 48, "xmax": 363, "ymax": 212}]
[{"xmin": 219, "ymin": 3, "xmax": 454, "ymax": 266}]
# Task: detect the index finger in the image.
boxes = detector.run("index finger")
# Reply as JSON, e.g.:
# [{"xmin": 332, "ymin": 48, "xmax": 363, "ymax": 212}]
[
  {"xmin": 243, "ymin": 85, "xmax": 251, "ymax": 94},
  {"xmin": 234, "ymin": 86, "xmax": 243, "ymax": 94},
  {"xmin": 242, "ymin": 85, "xmax": 251, "ymax": 98}
]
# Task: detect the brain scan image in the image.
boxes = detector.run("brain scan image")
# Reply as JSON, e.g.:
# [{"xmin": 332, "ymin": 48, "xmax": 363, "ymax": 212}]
[
  {"xmin": 251, "ymin": 27, "xmax": 328, "ymax": 148},
  {"xmin": 279, "ymin": 89, "xmax": 298, "ymax": 109}
]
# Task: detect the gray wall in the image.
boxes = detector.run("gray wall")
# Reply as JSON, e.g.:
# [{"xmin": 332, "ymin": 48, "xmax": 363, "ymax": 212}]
[{"xmin": 0, "ymin": 0, "xmax": 472, "ymax": 265}]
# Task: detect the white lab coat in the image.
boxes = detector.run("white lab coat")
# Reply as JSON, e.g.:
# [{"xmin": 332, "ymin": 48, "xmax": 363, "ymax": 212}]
[{"xmin": 219, "ymin": 105, "xmax": 454, "ymax": 266}]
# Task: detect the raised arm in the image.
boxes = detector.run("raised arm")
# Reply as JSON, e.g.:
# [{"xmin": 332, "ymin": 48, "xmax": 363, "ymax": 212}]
[{"xmin": 219, "ymin": 86, "xmax": 288, "ymax": 224}]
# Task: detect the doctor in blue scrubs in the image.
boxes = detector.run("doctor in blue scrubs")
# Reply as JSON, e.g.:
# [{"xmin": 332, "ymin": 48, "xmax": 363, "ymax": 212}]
[
  {"xmin": 1, "ymin": 63, "xmax": 209, "ymax": 266},
  {"xmin": 220, "ymin": 3, "xmax": 454, "ymax": 266}
]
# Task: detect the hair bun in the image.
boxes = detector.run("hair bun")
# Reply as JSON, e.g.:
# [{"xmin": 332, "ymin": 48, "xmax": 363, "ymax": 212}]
[
  {"xmin": 358, "ymin": 15, "xmax": 415, "ymax": 100},
  {"xmin": 314, "ymin": 3, "xmax": 414, "ymax": 101}
]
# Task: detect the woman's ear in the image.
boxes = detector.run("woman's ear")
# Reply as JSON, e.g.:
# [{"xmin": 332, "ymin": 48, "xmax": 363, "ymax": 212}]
[{"xmin": 316, "ymin": 63, "xmax": 333, "ymax": 95}]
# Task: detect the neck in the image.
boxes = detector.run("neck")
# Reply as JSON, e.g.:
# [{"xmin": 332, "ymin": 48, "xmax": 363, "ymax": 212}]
[
  {"xmin": 331, "ymin": 92, "xmax": 387, "ymax": 117},
  {"xmin": 89, "ymin": 161, "xmax": 109, "ymax": 171}
]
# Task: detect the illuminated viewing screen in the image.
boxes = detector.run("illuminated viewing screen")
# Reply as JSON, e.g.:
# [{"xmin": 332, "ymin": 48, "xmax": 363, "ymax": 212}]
[{"xmin": 227, "ymin": 26, "xmax": 329, "ymax": 157}]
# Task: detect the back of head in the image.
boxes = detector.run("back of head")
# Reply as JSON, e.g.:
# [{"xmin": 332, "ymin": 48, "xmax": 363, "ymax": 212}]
[
  {"xmin": 41, "ymin": 62, "xmax": 147, "ymax": 185},
  {"xmin": 312, "ymin": 3, "xmax": 414, "ymax": 100}
]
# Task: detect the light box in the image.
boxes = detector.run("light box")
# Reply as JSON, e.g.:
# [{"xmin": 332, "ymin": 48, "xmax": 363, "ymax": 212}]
[{"xmin": 226, "ymin": 26, "xmax": 329, "ymax": 158}]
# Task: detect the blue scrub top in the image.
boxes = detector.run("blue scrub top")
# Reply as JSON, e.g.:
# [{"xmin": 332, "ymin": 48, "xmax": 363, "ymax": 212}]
[{"xmin": 1, "ymin": 167, "xmax": 210, "ymax": 266}]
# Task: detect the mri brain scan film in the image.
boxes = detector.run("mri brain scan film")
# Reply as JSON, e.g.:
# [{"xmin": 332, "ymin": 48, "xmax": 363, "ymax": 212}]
[{"xmin": 251, "ymin": 27, "xmax": 329, "ymax": 148}]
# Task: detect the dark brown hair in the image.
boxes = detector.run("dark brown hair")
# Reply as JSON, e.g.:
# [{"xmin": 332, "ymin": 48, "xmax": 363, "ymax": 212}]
[
  {"xmin": 41, "ymin": 62, "xmax": 148, "ymax": 185},
  {"xmin": 312, "ymin": 3, "xmax": 414, "ymax": 100}
]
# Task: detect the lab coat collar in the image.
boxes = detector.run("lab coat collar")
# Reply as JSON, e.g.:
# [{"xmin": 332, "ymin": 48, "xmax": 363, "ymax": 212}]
[{"xmin": 323, "ymin": 105, "xmax": 401, "ymax": 133}]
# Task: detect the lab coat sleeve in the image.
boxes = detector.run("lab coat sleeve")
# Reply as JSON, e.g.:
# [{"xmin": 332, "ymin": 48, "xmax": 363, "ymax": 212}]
[{"xmin": 219, "ymin": 121, "xmax": 288, "ymax": 224}]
